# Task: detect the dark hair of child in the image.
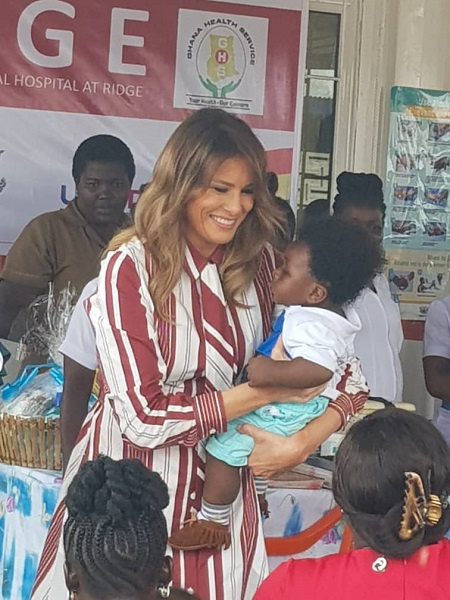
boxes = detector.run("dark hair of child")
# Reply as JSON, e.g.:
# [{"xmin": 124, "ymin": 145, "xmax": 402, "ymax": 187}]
[
  {"xmin": 296, "ymin": 216, "xmax": 383, "ymax": 306},
  {"xmin": 63, "ymin": 455, "xmax": 169, "ymax": 599},
  {"xmin": 333, "ymin": 409, "xmax": 450, "ymax": 558}
]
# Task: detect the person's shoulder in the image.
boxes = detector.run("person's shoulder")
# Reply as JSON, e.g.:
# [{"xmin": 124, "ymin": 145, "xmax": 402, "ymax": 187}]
[
  {"xmin": 15, "ymin": 206, "xmax": 67, "ymax": 235},
  {"xmin": 5, "ymin": 208, "xmax": 69, "ymax": 257},
  {"xmin": 275, "ymin": 196, "xmax": 295, "ymax": 214},
  {"xmin": 437, "ymin": 538, "xmax": 450, "ymax": 556},
  {"xmin": 277, "ymin": 552, "xmax": 354, "ymax": 588},
  {"xmin": 417, "ymin": 539, "xmax": 450, "ymax": 569},
  {"xmin": 428, "ymin": 295, "xmax": 450, "ymax": 318},
  {"xmin": 373, "ymin": 272, "xmax": 392, "ymax": 293},
  {"xmin": 32, "ymin": 204, "xmax": 74, "ymax": 225},
  {"xmin": 102, "ymin": 237, "xmax": 148, "ymax": 275},
  {"xmin": 109, "ymin": 236, "xmax": 145, "ymax": 258}
]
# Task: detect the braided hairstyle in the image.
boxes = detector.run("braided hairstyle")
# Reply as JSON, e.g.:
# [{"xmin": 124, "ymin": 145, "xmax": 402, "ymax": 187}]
[
  {"xmin": 333, "ymin": 409, "xmax": 450, "ymax": 558},
  {"xmin": 63, "ymin": 455, "xmax": 169, "ymax": 599},
  {"xmin": 332, "ymin": 171, "xmax": 386, "ymax": 221}
]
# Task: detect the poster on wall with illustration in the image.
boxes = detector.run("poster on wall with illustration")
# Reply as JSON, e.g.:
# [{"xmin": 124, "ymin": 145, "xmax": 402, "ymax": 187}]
[
  {"xmin": 0, "ymin": 0, "xmax": 307, "ymax": 255},
  {"xmin": 384, "ymin": 86, "xmax": 450, "ymax": 320}
]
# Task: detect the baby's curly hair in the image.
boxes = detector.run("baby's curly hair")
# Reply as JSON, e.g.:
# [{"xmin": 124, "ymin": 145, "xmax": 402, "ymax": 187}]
[
  {"xmin": 296, "ymin": 216, "xmax": 383, "ymax": 306},
  {"xmin": 63, "ymin": 455, "xmax": 169, "ymax": 600}
]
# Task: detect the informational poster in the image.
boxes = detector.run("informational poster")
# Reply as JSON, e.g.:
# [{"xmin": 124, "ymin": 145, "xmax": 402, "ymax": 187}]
[
  {"xmin": 384, "ymin": 87, "xmax": 450, "ymax": 320},
  {"xmin": 0, "ymin": 0, "xmax": 307, "ymax": 255},
  {"xmin": 385, "ymin": 248, "xmax": 450, "ymax": 320}
]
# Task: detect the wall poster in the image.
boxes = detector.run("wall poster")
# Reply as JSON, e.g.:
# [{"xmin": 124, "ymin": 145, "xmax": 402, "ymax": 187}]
[{"xmin": 384, "ymin": 86, "xmax": 450, "ymax": 320}]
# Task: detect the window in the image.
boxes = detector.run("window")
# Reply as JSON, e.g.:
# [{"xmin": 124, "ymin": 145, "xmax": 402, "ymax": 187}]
[{"xmin": 297, "ymin": 11, "xmax": 340, "ymax": 215}]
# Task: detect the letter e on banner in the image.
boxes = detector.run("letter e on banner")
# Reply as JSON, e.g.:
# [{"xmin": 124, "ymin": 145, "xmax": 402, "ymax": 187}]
[
  {"xmin": 109, "ymin": 8, "xmax": 150, "ymax": 75},
  {"xmin": 17, "ymin": 0, "xmax": 75, "ymax": 68}
]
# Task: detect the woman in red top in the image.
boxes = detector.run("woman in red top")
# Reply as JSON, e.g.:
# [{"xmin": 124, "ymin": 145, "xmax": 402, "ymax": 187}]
[{"xmin": 254, "ymin": 409, "xmax": 450, "ymax": 600}]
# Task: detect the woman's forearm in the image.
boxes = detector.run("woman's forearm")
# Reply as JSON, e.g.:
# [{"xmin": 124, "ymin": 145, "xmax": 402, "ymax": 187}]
[{"xmin": 221, "ymin": 383, "xmax": 273, "ymax": 421}]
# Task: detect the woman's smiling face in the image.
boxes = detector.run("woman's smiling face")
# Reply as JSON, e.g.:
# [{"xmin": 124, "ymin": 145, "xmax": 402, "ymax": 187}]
[{"xmin": 184, "ymin": 157, "xmax": 255, "ymax": 258}]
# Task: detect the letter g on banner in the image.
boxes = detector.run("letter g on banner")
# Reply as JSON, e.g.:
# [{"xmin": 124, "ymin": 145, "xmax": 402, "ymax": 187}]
[{"xmin": 17, "ymin": 0, "xmax": 75, "ymax": 68}]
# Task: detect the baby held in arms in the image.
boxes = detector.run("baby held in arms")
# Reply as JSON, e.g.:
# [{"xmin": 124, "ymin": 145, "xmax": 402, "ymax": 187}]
[{"xmin": 170, "ymin": 217, "xmax": 382, "ymax": 551}]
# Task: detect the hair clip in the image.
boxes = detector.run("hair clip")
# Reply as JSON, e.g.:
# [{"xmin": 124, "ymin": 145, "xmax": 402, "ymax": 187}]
[
  {"xmin": 158, "ymin": 583, "xmax": 171, "ymax": 598},
  {"xmin": 399, "ymin": 472, "xmax": 426, "ymax": 541},
  {"xmin": 399, "ymin": 472, "xmax": 443, "ymax": 541}
]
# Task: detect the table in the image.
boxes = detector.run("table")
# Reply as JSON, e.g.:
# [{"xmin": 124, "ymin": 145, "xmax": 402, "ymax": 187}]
[
  {"xmin": 0, "ymin": 463, "xmax": 61, "ymax": 600},
  {"xmin": 264, "ymin": 486, "xmax": 342, "ymax": 571}
]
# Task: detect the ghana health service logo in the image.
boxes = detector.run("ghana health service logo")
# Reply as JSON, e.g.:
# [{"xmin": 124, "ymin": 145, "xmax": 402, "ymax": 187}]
[{"xmin": 174, "ymin": 10, "xmax": 268, "ymax": 115}]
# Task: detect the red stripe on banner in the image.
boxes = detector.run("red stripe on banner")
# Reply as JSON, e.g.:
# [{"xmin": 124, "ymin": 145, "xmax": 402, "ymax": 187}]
[
  {"xmin": 402, "ymin": 320, "xmax": 425, "ymax": 341},
  {"xmin": 266, "ymin": 148, "xmax": 294, "ymax": 176},
  {"xmin": 1, "ymin": 0, "xmax": 302, "ymax": 131}
]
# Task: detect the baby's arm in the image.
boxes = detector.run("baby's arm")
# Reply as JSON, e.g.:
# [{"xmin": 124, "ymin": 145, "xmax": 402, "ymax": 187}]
[
  {"xmin": 248, "ymin": 317, "xmax": 344, "ymax": 389},
  {"xmin": 247, "ymin": 355, "xmax": 332, "ymax": 389}
]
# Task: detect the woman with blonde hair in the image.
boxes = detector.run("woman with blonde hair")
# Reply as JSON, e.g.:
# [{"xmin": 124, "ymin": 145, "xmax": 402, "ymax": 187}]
[{"xmin": 32, "ymin": 108, "xmax": 366, "ymax": 600}]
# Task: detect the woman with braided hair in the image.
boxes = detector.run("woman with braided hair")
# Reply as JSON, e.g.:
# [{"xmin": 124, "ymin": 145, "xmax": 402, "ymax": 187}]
[
  {"xmin": 63, "ymin": 455, "xmax": 199, "ymax": 600},
  {"xmin": 254, "ymin": 408, "xmax": 450, "ymax": 599}
]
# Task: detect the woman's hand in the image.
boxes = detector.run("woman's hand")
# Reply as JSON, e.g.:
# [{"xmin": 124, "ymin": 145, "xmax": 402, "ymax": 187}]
[
  {"xmin": 239, "ymin": 407, "xmax": 341, "ymax": 478},
  {"xmin": 239, "ymin": 425, "xmax": 312, "ymax": 478}
]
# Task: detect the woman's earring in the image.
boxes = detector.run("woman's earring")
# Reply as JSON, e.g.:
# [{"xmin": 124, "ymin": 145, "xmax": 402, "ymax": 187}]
[
  {"xmin": 69, "ymin": 592, "xmax": 77, "ymax": 600},
  {"xmin": 158, "ymin": 583, "xmax": 171, "ymax": 598}
]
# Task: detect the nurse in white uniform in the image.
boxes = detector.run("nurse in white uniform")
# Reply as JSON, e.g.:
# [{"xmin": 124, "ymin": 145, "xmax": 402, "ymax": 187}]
[{"xmin": 333, "ymin": 172, "xmax": 403, "ymax": 403}]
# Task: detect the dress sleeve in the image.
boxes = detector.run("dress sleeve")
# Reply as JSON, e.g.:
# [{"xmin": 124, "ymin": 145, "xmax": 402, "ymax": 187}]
[
  {"xmin": 1, "ymin": 215, "xmax": 53, "ymax": 289},
  {"xmin": 424, "ymin": 300, "xmax": 450, "ymax": 359},
  {"xmin": 328, "ymin": 357, "xmax": 369, "ymax": 428},
  {"xmin": 89, "ymin": 249, "xmax": 227, "ymax": 450}
]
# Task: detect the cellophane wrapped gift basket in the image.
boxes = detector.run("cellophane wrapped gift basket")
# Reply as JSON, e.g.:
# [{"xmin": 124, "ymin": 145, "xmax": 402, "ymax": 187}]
[{"xmin": 0, "ymin": 286, "xmax": 79, "ymax": 471}]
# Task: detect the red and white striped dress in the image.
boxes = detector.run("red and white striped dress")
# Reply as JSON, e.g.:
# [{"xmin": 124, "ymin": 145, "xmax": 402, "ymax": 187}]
[{"xmin": 32, "ymin": 238, "xmax": 365, "ymax": 600}]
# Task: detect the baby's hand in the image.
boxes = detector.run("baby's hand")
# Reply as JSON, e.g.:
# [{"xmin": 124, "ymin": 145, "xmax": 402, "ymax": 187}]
[{"xmin": 247, "ymin": 356, "xmax": 273, "ymax": 387}]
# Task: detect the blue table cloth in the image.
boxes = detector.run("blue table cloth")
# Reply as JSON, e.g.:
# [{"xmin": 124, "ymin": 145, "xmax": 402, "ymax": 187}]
[{"xmin": 0, "ymin": 464, "xmax": 61, "ymax": 600}]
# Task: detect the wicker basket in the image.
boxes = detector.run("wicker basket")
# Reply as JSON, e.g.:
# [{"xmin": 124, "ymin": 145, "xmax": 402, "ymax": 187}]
[{"xmin": 0, "ymin": 413, "xmax": 61, "ymax": 471}]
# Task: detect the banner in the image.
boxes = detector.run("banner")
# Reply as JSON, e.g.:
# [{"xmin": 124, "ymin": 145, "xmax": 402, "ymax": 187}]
[
  {"xmin": 0, "ymin": 0, "xmax": 307, "ymax": 255},
  {"xmin": 384, "ymin": 86, "xmax": 450, "ymax": 320}
]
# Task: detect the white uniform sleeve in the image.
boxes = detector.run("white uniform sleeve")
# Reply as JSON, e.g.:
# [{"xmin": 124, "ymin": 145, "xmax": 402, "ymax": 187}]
[
  {"xmin": 282, "ymin": 320, "xmax": 345, "ymax": 373},
  {"xmin": 59, "ymin": 278, "xmax": 98, "ymax": 370},
  {"xmin": 424, "ymin": 299, "xmax": 450, "ymax": 359}
]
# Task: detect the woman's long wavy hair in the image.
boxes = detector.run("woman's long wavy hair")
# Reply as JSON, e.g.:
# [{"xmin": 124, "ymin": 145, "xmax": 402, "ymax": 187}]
[{"xmin": 109, "ymin": 108, "xmax": 284, "ymax": 317}]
